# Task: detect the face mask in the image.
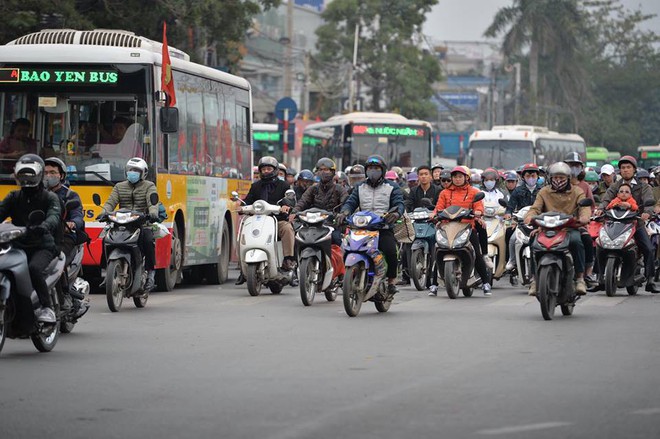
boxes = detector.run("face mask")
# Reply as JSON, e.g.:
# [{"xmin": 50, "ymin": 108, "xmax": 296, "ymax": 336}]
[
  {"xmin": 570, "ymin": 166, "xmax": 582, "ymax": 177},
  {"xmin": 484, "ymin": 180, "xmax": 496, "ymax": 190},
  {"xmin": 320, "ymin": 171, "xmax": 333, "ymax": 183},
  {"xmin": 44, "ymin": 176, "xmax": 60, "ymax": 189},
  {"xmin": 538, "ymin": 177, "xmax": 545, "ymax": 185},
  {"xmin": 127, "ymin": 171, "xmax": 141, "ymax": 184},
  {"xmin": 525, "ymin": 176, "xmax": 538, "ymax": 187},
  {"xmin": 551, "ymin": 178, "xmax": 568, "ymax": 192},
  {"xmin": 278, "ymin": 175, "xmax": 285, "ymax": 181},
  {"xmin": 366, "ymin": 169, "xmax": 382, "ymax": 183}
]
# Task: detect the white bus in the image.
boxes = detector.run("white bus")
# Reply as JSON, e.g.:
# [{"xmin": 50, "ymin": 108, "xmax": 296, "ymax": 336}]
[
  {"xmin": 0, "ymin": 28, "xmax": 253, "ymax": 288},
  {"xmin": 468, "ymin": 125, "xmax": 586, "ymax": 169},
  {"xmin": 302, "ymin": 112, "xmax": 433, "ymax": 170}
]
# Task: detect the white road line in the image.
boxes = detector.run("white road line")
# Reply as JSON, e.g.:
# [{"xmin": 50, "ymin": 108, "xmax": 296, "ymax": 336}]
[
  {"xmin": 476, "ymin": 421, "xmax": 573, "ymax": 435},
  {"xmin": 630, "ymin": 407, "xmax": 660, "ymax": 415}
]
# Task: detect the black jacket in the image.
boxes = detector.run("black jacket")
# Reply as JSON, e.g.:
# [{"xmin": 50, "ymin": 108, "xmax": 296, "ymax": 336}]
[
  {"xmin": 405, "ymin": 184, "xmax": 441, "ymax": 212},
  {"xmin": 294, "ymin": 181, "xmax": 348, "ymax": 213},
  {"xmin": 0, "ymin": 187, "xmax": 61, "ymax": 250},
  {"xmin": 505, "ymin": 184, "xmax": 542, "ymax": 215},
  {"xmin": 243, "ymin": 178, "xmax": 291, "ymax": 220}
]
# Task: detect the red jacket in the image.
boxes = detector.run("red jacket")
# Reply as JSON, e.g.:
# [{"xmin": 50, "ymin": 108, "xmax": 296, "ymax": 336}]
[
  {"xmin": 607, "ymin": 196, "xmax": 638, "ymax": 211},
  {"xmin": 433, "ymin": 184, "xmax": 484, "ymax": 225}
]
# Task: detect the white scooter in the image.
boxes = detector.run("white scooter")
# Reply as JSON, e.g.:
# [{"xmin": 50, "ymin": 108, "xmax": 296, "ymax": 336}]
[
  {"xmin": 233, "ymin": 190, "xmax": 296, "ymax": 296},
  {"xmin": 513, "ymin": 206, "xmax": 534, "ymax": 286}
]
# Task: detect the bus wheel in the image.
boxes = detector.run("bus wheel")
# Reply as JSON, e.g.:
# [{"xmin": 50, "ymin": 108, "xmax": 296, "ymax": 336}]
[
  {"xmin": 206, "ymin": 221, "xmax": 230, "ymax": 285},
  {"xmin": 156, "ymin": 224, "xmax": 183, "ymax": 291}
]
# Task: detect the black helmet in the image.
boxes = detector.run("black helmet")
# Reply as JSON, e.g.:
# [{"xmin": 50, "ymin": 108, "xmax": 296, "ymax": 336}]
[
  {"xmin": 348, "ymin": 164, "xmax": 365, "ymax": 177},
  {"xmin": 564, "ymin": 152, "xmax": 583, "ymax": 165},
  {"xmin": 365, "ymin": 155, "xmax": 387, "ymax": 173},
  {"xmin": 440, "ymin": 170, "xmax": 451, "ymax": 180},
  {"xmin": 44, "ymin": 157, "xmax": 67, "ymax": 182},
  {"xmin": 286, "ymin": 167, "xmax": 297, "ymax": 177},
  {"xmin": 258, "ymin": 156, "xmax": 279, "ymax": 180},
  {"xmin": 14, "ymin": 154, "xmax": 45, "ymax": 188},
  {"xmin": 315, "ymin": 157, "xmax": 337, "ymax": 172}
]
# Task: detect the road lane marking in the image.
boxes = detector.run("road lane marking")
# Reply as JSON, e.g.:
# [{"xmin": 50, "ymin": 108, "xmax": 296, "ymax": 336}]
[
  {"xmin": 631, "ymin": 407, "xmax": 660, "ymax": 415},
  {"xmin": 476, "ymin": 422, "xmax": 573, "ymax": 435}
]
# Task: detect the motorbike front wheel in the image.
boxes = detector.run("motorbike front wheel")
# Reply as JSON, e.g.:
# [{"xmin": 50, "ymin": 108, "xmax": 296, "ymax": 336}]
[
  {"xmin": 375, "ymin": 297, "xmax": 391, "ymax": 313},
  {"xmin": 537, "ymin": 265, "xmax": 558, "ymax": 320},
  {"xmin": 444, "ymin": 260, "xmax": 460, "ymax": 299},
  {"xmin": 246, "ymin": 264, "xmax": 262, "ymax": 297},
  {"xmin": 106, "ymin": 259, "xmax": 127, "ymax": 312},
  {"xmin": 604, "ymin": 258, "xmax": 618, "ymax": 297},
  {"xmin": 410, "ymin": 249, "xmax": 427, "ymax": 291},
  {"xmin": 32, "ymin": 288, "xmax": 60, "ymax": 352},
  {"xmin": 343, "ymin": 264, "xmax": 364, "ymax": 317},
  {"xmin": 299, "ymin": 257, "xmax": 318, "ymax": 306}
]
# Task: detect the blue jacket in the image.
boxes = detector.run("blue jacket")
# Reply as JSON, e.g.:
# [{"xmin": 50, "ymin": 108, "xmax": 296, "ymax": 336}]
[
  {"xmin": 505, "ymin": 184, "xmax": 541, "ymax": 215},
  {"xmin": 54, "ymin": 185, "xmax": 84, "ymax": 240},
  {"xmin": 341, "ymin": 180, "xmax": 405, "ymax": 228}
]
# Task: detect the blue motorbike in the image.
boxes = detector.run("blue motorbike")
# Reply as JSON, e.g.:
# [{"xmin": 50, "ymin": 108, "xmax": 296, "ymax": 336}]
[{"xmin": 342, "ymin": 211, "xmax": 394, "ymax": 317}]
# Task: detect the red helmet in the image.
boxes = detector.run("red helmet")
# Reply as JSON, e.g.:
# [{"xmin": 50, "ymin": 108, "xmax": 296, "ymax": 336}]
[
  {"xmin": 521, "ymin": 163, "xmax": 540, "ymax": 175},
  {"xmin": 482, "ymin": 167, "xmax": 499, "ymax": 180},
  {"xmin": 618, "ymin": 155, "xmax": 637, "ymax": 169},
  {"xmin": 450, "ymin": 166, "xmax": 471, "ymax": 178}
]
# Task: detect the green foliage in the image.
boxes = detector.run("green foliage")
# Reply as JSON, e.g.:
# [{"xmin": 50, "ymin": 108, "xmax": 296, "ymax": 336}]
[{"xmin": 315, "ymin": 0, "xmax": 440, "ymax": 120}]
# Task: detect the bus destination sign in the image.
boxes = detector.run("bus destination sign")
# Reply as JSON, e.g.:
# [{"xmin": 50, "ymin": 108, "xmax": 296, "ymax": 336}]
[
  {"xmin": 0, "ymin": 68, "xmax": 118, "ymax": 85},
  {"xmin": 253, "ymin": 132, "xmax": 280, "ymax": 142},
  {"xmin": 353, "ymin": 124, "xmax": 427, "ymax": 137}
]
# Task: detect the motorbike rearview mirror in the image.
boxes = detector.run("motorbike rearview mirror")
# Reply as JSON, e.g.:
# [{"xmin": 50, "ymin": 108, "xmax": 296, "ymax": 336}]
[
  {"xmin": 473, "ymin": 192, "xmax": 486, "ymax": 202},
  {"xmin": 421, "ymin": 198, "xmax": 433, "ymax": 208},
  {"xmin": 498, "ymin": 199, "xmax": 508, "ymax": 208},
  {"xmin": 231, "ymin": 191, "xmax": 239, "ymax": 201},
  {"xmin": 150, "ymin": 192, "xmax": 159, "ymax": 205},
  {"xmin": 28, "ymin": 210, "xmax": 46, "ymax": 226},
  {"xmin": 643, "ymin": 199, "xmax": 656, "ymax": 207},
  {"xmin": 92, "ymin": 193, "xmax": 102, "ymax": 207},
  {"xmin": 64, "ymin": 199, "xmax": 81, "ymax": 211},
  {"xmin": 578, "ymin": 198, "xmax": 594, "ymax": 207}
]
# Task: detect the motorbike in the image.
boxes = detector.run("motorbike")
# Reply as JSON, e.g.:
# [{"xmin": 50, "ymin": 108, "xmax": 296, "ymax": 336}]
[
  {"xmin": 512, "ymin": 206, "xmax": 534, "ymax": 287},
  {"xmin": 93, "ymin": 192, "xmax": 160, "ymax": 312},
  {"xmin": 0, "ymin": 211, "xmax": 66, "ymax": 354},
  {"xmin": 647, "ymin": 215, "xmax": 660, "ymax": 283},
  {"xmin": 484, "ymin": 201, "xmax": 507, "ymax": 281},
  {"xmin": 233, "ymin": 190, "xmax": 296, "ymax": 296},
  {"xmin": 342, "ymin": 210, "xmax": 397, "ymax": 317},
  {"xmin": 295, "ymin": 208, "xmax": 340, "ymax": 306},
  {"xmin": 595, "ymin": 200, "xmax": 656, "ymax": 297},
  {"xmin": 531, "ymin": 198, "xmax": 593, "ymax": 320},
  {"xmin": 435, "ymin": 192, "xmax": 486, "ymax": 299},
  {"xmin": 407, "ymin": 199, "xmax": 436, "ymax": 291}
]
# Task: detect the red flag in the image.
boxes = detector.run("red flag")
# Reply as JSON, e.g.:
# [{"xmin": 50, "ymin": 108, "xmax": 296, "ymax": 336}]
[{"xmin": 161, "ymin": 23, "xmax": 176, "ymax": 106}]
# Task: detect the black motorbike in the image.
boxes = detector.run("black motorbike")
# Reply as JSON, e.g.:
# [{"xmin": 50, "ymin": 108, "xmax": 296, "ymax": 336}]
[
  {"xmin": 0, "ymin": 211, "xmax": 66, "ymax": 354},
  {"xmin": 93, "ymin": 193, "xmax": 158, "ymax": 312}
]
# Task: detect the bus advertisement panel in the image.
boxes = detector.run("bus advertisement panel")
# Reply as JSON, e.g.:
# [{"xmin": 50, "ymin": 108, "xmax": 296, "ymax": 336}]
[{"xmin": 0, "ymin": 29, "xmax": 252, "ymax": 290}]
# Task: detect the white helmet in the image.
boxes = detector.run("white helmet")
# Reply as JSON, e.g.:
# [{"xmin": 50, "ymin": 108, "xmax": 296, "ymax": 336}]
[{"xmin": 126, "ymin": 157, "xmax": 148, "ymax": 180}]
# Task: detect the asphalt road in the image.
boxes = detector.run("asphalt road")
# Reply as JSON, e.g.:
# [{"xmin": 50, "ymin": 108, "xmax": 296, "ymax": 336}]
[{"xmin": 1, "ymin": 269, "xmax": 660, "ymax": 439}]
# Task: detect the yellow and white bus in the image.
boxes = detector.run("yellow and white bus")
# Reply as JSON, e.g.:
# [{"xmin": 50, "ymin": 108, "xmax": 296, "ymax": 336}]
[{"xmin": 0, "ymin": 29, "xmax": 252, "ymax": 289}]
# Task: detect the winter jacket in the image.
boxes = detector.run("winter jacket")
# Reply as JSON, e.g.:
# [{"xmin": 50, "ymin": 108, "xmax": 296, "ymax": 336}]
[
  {"xmin": 483, "ymin": 188, "xmax": 505, "ymax": 206},
  {"xmin": 0, "ymin": 187, "xmax": 61, "ymax": 250},
  {"xmin": 102, "ymin": 179, "xmax": 158, "ymax": 218},
  {"xmin": 607, "ymin": 196, "xmax": 638, "ymax": 211},
  {"xmin": 505, "ymin": 184, "xmax": 541, "ymax": 215},
  {"xmin": 341, "ymin": 180, "xmax": 405, "ymax": 227},
  {"xmin": 433, "ymin": 184, "xmax": 484, "ymax": 226},
  {"xmin": 54, "ymin": 185, "xmax": 84, "ymax": 241},
  {"xmin": 599, "ymin": 178, "xmax": 655, "ymax": 215},
  {"xmin": 526, "ymin": 184, "xmax": 590, "ymax": 224},
  {"xmin": 405, "ymin": 184, "xmax": 441, "ymax": 212},
  {"xmin": 243, "ymin": 177, "xmax": 292, "ymax": 221},
  {"xmin": 293, "ymin": 181, "xmax": 348, "ymax": 213}
]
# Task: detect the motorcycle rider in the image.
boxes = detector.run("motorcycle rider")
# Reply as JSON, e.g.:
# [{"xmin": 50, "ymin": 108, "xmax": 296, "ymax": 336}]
[
  {"xmin": 596, "ymin": 156, "xmax": 658, "ymax": 293},
  {"xmin": 293, "ymin": 169, "xmax": 314, "ymax": 200},
  {"xmin": 432, "ymin": 166, "xmax": 493, "ymax": 296},
  {"xmin": 290, "ymin": 158, "xmax": 348, "ymax": 279},
  {"xmin": 0, "ymin": 154, "xmax": 62, "ymax": 322},
  {"xmin": 585, "ymin": 170, "xmax": 600, "ymax": 197},
  {"xmin": 285, "ymin": 167, "xmax": 297, "ymax": 187},
  {"xmin": 405, "ymin": 165, "xmax": 441, "ymax": 211},
  {"xmin": 439, "ymin": 170, "xmax": 452, "ymax": 191},
  {"xmin": 481, "ymin": 167, "xmax": 505, "ymax": 205},
  {"xmin": 235, "ymin": 156, "xmax": 296, "ymax": 285},
  {"xmin": 431, "ymin": 164, "xmax": 444, "ymax": 187},
  {"xmin": 597, "ymin": 164, "xmax": 616, "ymax": 196},
  {"xmin": 347, "ymin": 164, "xmax": 366, "ymax": 191},
  {"xmin": 98, "ymin": 157, "xmax": 159, "ymax": 291},
  {"xmin": 525, "ymin": 162, "xmax": 591, "ymax": 296},
  {"xmin": 337, "ymin": 155, "xmax": 405, "ymax": 297},
  {"xmin": 504, "ymin": 171, "xmax": 519, "ymax": 197}
]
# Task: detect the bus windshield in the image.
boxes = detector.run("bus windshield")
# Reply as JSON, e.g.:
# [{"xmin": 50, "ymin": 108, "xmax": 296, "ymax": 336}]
[
  {"xmin": 0, "ymin": 64, "xmax": 151, "ymax": 183},
  {"xmin": 469, "ymin": 140, "xmax": 533, "ymax": 169},
  {"xmin": 253, "ymin": 130, "xmax": 281, "ymax": 164},
  {"xmin": 350, "ymin": 125, "xmax": 431, "ymax": 168}
]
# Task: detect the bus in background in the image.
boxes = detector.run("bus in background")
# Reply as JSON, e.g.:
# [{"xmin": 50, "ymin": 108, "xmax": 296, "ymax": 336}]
[
  {"xmin": 638, "ymin": 145, "xmax": 660, "ymax": 170},
  {"xmin": 607, "ymin": 150, "xmax": 621, "ymax": 167},
  {"xmin": 301, "ymin": 112, "xmax": 432, "ymax": 170},
  {"xmin": 468, "ymin": 125, "xmax": 586, "ymax": 170},
  {"xmin": 0, "ymin": 29, "xmax": 252, "ymax": 289},
  {"xmin": 585, "ymin": 146, "xmax": 610, "ymax": 168},
  {"xmin": 252, "ymin": 123, "xmax": 280, "ymax": 164},
  {"xmin": 301, "ymin": 128, "xmax": 332, "ymax": 171}
]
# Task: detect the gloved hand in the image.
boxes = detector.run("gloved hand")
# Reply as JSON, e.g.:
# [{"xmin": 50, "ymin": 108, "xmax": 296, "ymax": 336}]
[
  {"xmin": 385, "ymin": 212, "xmax": 400, "ymax": 224},
  {"xmin": 32, "ymin": 224, "xmax": 49, "ymax": 236},
  {"xmin": 335, "ymin": 212, "xmax": 348, "ymax": 225},
  {"xmin": 96, "ymin": 212, "xmax": 108, "ymax": 221}
]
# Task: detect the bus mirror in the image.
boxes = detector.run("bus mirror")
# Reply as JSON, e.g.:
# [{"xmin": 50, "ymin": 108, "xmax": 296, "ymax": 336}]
[
  {"xmin": 92, "ymin": 193, "xmax": 102, "ymax": 206},
  {"xmin": 160, "ymin": 107, "xmax": 179, "ymax": 133}
]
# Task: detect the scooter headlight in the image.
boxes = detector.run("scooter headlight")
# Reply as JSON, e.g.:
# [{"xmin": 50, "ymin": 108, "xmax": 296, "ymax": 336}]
[
  {"xmin": 300, "ymin": 212, "xmax": 328, "ymax": 224},
  {"xmin": 352, "ymin": 214, "xmax": 372, "ymax": 228},
  {"xmin": 408, "ymin": 211, "xmax": 431, "ymax": 221},
  {"xmin": 599, "ymin": 228, "xmax": 632, "ymax": 249},
  {"xmin": 535, "ymin": 215, "xmax": 569, "ymax": 228},
  {"xmin": 252, "ymin": 201, "xmax": 266, "ymax": 215},
  {"xmin": 110, "ymin": 212, "xmax": 139, "ymax": 224},
  {"xmin": 454, "ymin": 228, "xmax": 471, "ymax": 247},
  {"xmin": 435, "ymin": 228, "xmax": 449, "ymax": 247}
]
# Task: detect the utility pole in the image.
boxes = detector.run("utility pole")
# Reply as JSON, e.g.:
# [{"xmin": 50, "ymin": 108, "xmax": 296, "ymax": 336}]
[
  {"xmin": 284, "ymin": 0, "xmax": 294, "ymax": 97},
  {"xmin": 302, "ymin": 51, "xmax": 310, "ymax": 119},
  {"xmin": 347, "ymin": 23, "xmax": 359, "ymax": 113}
]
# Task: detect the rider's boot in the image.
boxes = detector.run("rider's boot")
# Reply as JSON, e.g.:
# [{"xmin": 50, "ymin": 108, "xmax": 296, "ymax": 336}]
[
  {"xmin": 235, "ymin": 271, "xmax": 246, "ymax": 285},
  {"xmin": 144, "ymin": 270, "xmax": 156, "ymax": 291}
]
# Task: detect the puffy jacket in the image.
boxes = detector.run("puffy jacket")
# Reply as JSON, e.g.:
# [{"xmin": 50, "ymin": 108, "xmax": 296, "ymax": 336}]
[
  {"xmin": 433, "ymin": 184, "xmax": 484, "ymax": 225},
  {"xmin": 526, "ymin": 184, "xmax": 590, "ymax": 224},
  {"xmin": 341, "ymin": 181, "xmax": 404, "ymax": 227},
  {"xmin": 102, "ymin": 179, "xmax": 158, "ymax": 218},
  {"xmin": 505, "ymin": 184, "xmax": 541, "ymax": 215},
  {"xmin": 0, "ymin": 188, "xmax": 61, "ymax": 250},
  {"xmin": 294, "ymin": 181, "xmax": 348, "ymax": 213}
]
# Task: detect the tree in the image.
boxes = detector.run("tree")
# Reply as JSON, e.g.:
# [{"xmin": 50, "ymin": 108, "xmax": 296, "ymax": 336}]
[{"xmin": 314, "ymin": 0, "xmax": 440, "ymax": 120}]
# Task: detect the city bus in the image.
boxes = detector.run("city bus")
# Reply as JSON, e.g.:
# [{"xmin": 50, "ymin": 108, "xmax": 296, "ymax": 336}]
[
  {"xmin": 638, "ymin": 145, "xmax": 660, "ymax": 170},
  {"xmin": 301, "ymin": 112, "xmax": 433, "ymax": 170},
  {"xmin": 0, "ymin": 29, "xmax": 252, "ymax": 289},
  {"xmin": 468, "ymin": 125, "xmax": 586, "ymax": 169},
  {"xmin": 585, "ymin": 146, "xmax": 609, "ymax": 168},
  {"xmin": 252, "ymin": 123, "xmax": 280, "ymax": 164}
]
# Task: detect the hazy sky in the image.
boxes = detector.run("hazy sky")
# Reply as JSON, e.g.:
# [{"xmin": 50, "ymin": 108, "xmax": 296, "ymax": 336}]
[{"xmin": 423, "ymin": 0, "xmax": 660, "ymax": 42}]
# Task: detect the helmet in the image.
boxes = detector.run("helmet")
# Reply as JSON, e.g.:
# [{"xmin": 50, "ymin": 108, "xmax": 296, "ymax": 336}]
[
  {"xmin": 348, "ymin": 164, "xmax": 365, "ymax": 177},
  {"xmin": 504, "ymin": 171, "xmax": 519, "ymax": 181},
  {"xmin": 547, "ymin": 162, "xmax": 571, "ymax": 178},
  {"xmin": 252, "ymin": 165, "xmax": 259, "ymax": 174},
  {"xmin": 440, "ymin": 170, "xmax": 452, "ymax": 180},
  {"xmin": 482, "ymin": 167, "xmax": 499, "ymax": 180},
  {"xmin": 44, "ymin": 157, "xmax": 67, "ymax": 182},
  {"xmin": 431, "ymin": 163, "xmax": 444, "ymax": 172},
  {"xmin": 521, "ymin": 163, "xmax": 540, "ymax": 175},
  {"xmin": 14, "ymin": 154, "xmax": 44, "ymax": 188},
  {"xmin": 391, "ymin": 166, "xmax": 404, "ymax": 180},
  {"xmin": 126, "ymin": 157, "xmax": 148, "ymax": 180},
  {"xmin": 599, "ymin": 164, "xmax": 615, "ymax": 176},
  {"xmin": 585, "ymin": 170, "xmax": 599, "ymax": 182},
  {"xmin": 385, "ymin": 170, "xmax": 398, "ymax": 181},
  {"xmin": 297, "ymin": 169, "xmax": 314, "ymax": 181},
  {"xmin": 258, "ymin": 156, "xmax": 279, "ymax": 171},
  {"xmin": 407, "ymin": 172, "xmax": 419, "ymax": 182},
  {"xmin": 286, "ymin": 167, "xmax": 297, "ymax": 177},
  {"xmin": 451, "ymin": 166, "xmax": 471, "ymax": 178},
  {"xmin": 336, "ymin": 171, "xmax": 349, "ymax": 183},
  {"xmin": 636, "ymin": 169, "xmax": 650, "ymax": 179},
  {"xmin": 278, "ymin": 163, "xmax": 287, "ymax": 173},
  {"xmin": 365, "ymin": 155, "xmax": 387, "ymax": 172},
  {"xmin": 315, "ymin": 157, "xmax": 337, "ymax": 172},
  {"xmin": 618, "ymin": 155, "xmax": 637, "ymax": 169},
  {"xmin": 564, "ymin": 152, "xmax": 583, "ymax": 165}
]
